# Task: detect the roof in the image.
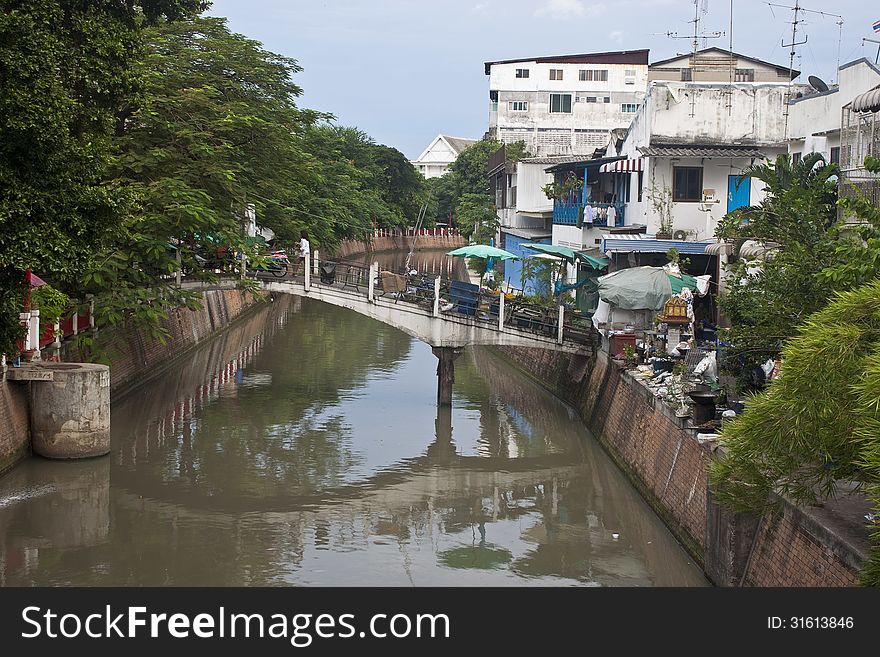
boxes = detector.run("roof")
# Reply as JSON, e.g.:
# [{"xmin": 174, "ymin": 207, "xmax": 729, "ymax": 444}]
[
  {"xmin": 443, "ymin": 135, "xmax": 478, "ymax": 154},
  {"xmin": 850, "ymin": 84, "xmax": 880, "ymax": 113},
  {"xmin": 602, "ymin": 236, "xmax": 716, "ymax": 255},
  {"xmin": 639, "ymin": 145, "xmax": 766, "ymax": 158},
  {"xmin": 544, "ymin": 155, "xmax": 625, "ymax": 173},
  {"xmin": 484, "ymin": 49, "xmax": 649, "ymax": 75},
  {"xmin": 649, "ymin": 47, "xmax": 799, "ymax": 80},
  {"xmin": 411, "ymin": 134, "xmax": 478, "ymax": 164},
  {"xmin": 500, "ymin": 227, "xmax": 552, "ymax": 240},
  {"xmin": 521, "ymin": 154, "xmax": 598, "ymax": 165}
]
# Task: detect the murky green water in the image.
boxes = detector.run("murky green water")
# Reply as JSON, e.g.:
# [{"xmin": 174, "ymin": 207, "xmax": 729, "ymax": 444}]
[{"xmin": 0, "ymin": 252, "xmax": 707, "ymax": 586}]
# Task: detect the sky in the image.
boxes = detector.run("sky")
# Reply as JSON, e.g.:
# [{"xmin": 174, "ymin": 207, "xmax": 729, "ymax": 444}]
[{"xmin": 208, "ymin": 0, "xmax": 880, "ymax": 160}]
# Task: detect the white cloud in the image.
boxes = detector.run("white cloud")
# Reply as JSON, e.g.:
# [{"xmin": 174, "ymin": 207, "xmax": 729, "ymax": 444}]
[
  {"xmin": 471, "ymin": 2, "xmax": 490, "ymax": 14},
  {"xmin": 608, "ymin": 30, "xmax": 624, "ymax": 43},
  {"xmin": 534, "ymin": 0, "xmax": 606, "ymax": 20}
]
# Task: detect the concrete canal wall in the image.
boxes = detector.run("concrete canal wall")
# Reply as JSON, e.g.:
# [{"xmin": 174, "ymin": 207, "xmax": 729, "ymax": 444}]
[
  {"xmin": 330, "ymin": 232, "xmax": 465, "ymax": 259},
  {"xmin": 495, "ymin": 345, "xmax": 867, "ymax": 587}
]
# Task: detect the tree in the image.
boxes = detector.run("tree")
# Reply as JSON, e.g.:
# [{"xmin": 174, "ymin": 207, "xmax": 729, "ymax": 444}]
[
  {"xmin": 0, "ymin": 0, "xmax": 205, "ymax": 355},
  {"xmin": 714, "ymin": 153, "xmax": 840, "ymax": 389},
  {"xmin": 455, "ymin": 193, "xmax": 497, "ymax": 243},
  {"xmin": 710, "ymin": 279, "xmax": 880, "ymax": 585}
]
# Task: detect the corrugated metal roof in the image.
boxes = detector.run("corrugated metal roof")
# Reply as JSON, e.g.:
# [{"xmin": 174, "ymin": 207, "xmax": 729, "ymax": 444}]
[
  {"xmin": 544, "ymin": 155, "xmax": 625, "ymax": 173},
  {"xmin": 602, "ymin": 238, "xmax": 716, "ymax": 255},
  {"xmin": 639, "ymin": 145, "xmax": 766, "ymax": 158},
  {"xmin": 521, "ymin": 154, "xmax": 598, "ymax": 165},
  {"xmin": 500, "ymin": 227, "xmax": 553, "ymax": 240}
]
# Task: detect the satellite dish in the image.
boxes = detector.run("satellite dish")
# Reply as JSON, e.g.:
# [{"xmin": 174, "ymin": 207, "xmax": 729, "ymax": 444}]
[{"xmin": 808, "ymin": 75, "xmax": 829, "ymax": 93}]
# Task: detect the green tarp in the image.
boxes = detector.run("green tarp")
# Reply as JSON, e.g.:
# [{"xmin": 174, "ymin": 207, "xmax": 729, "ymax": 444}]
[{"xmin": 597, "ymin": 266, "xmax": 698, "ymax": 311}]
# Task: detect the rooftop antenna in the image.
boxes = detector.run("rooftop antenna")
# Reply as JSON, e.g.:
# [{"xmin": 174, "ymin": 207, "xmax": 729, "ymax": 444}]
[
  {"xmin": 863, "ymin": 38, "xmax": 880, "ymax": 66},
  {"xmin": 726, "ymin": 0, "xmax": 734, "ymax": 116},
  {"xmin": 663, "ymin": 0, "xmax": 724, "ymax": 116},
  {"xmin": 767, "ymin": 2, "xmax": 843, "ymax": 133}
]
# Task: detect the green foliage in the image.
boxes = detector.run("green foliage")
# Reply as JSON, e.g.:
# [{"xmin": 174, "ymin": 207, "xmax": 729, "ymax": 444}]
[
  {"xmin": 710, "ymin": 280, "xmax": 880, "ymax": 584},
  {"xmin": 30, "ymin": 285, "xmax": 70, "ymax": 324},
  {"xmin": 716, "ymin": 153, "xmax": 841, "ymax": 389},
  {"xmin": 817, "ymin": 156, "xmax": 880, "ymax": 291},
  {"xmin": 647, "ymin": 183, "xmax": 674, "ymax": 235},
  {"xmin": 542, "ymin": 173, "xmax": 582, "ymax": 201},
  {"xmin": 455, "ymin": 193, "xmax": 497, "ymax": 243},
  {"xmin": 0, "ymin": 1, "xmax": 204, "ymax": 355}
]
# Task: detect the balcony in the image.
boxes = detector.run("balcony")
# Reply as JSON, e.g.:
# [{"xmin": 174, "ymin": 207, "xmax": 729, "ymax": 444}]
[{"xmin": 552, "ymin": 200, "xmax": 626, "ymax": 227}]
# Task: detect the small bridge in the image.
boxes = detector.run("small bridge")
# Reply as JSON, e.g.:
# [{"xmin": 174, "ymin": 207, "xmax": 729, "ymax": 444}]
[{"xmin": 189, "ymin": 253, "xmax": 597, "ymax": 405}]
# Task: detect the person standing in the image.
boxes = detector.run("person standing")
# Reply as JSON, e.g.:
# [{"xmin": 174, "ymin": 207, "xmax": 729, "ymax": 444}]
[{"xmin": 298, "ymin": 230, "xmax": 310, "ymax": 276}]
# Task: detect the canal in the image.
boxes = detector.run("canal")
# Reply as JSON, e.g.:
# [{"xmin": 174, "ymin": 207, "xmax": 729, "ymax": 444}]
[{"xmin": 0, "ymin": 251, "xmax": 707, "ymax": 586}]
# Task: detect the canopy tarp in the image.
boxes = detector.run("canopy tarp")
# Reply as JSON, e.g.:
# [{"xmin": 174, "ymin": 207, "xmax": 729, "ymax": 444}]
[
  {"xmin": 523, "ymin": 243, "xmax": 609, "ymax": 270},
  {"xmin": 597, "ymin": 266, "xmax": 699, "ymax": 310}
]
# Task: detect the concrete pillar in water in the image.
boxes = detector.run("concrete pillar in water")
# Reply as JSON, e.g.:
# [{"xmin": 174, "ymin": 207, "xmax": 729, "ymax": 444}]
[
  {"xmin": 432, "ymin": 346, "xmax": 461, "ymax": 406},
  {"xmin": 29, "ymin": 363, "xmax": 111, "ymax": 459}
]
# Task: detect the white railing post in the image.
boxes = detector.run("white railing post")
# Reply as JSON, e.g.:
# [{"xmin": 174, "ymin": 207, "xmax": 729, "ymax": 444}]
[
  {"xmin": 313, "ymin": 249, "xmax": 319, "ymax": 276},
  {"xmin": 498, "ymin": 292, "xmax": 505, "ymax": 331},
  {"xmin": 304, "ymin": 252, "xmax": 311, "ymax": 291},
  {"xmin": 71, "ymin": 310, "xmax": 78, "ymax": 336},
  {"xmin": 557, "ymin": 305, "xmax": 564, "ymax": 344},
  {"xmin": 19, "ymin": 312, "xmax": 31, "ymax": 351},
  {"xmin": 433, "ymin": 276, "xmax": 440, "ymax": 317},
  {"xmin": 368, "ymin": 263, "xmax": 377, "ymax": 302},
  {"xmin": 53, "ymin": 321, "xmax": 61, "ymax": 349},
  {"xmin": 30, "ymin": 309, "xmax": 41, "ymax": 360}
]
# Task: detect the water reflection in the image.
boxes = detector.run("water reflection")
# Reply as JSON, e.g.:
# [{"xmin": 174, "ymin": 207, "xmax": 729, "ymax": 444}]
[{"xmin": 0, "ymin": 278, "xmax": 707, "ymax": 586}]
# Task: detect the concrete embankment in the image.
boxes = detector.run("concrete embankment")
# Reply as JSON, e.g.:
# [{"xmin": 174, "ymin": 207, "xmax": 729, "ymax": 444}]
[{"xmin": 495, "ymin": 345, "xmax": 870, "ymax": 587}]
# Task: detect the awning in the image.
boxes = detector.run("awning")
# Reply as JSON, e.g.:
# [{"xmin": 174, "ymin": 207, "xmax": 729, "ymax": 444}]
[
  {"xmin": 599, "ymin": 158, "xmax": 643, "ymax": 173},
  {"xmin": 850, "ymin": 84, "xmax": 880, "ymax": 114},
  {"xmin": 703, "ymin": 240, "xmax": 779, "ymax": 259},
  {"xmin": 639, "ymin": 145, "xmax": 765, "ymax": 158}
]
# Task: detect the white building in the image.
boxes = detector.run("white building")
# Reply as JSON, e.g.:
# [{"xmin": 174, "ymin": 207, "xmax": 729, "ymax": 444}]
[
  {"xmin": 410, "ymin": 134, "xmax": 478, "ymax": 178},
  {"xmin": 786, "ymin": 58, "xmax": 880, "ymax": 220},
  {"xmin": 649, "ymin": 48, "xmax": 797, "ymax": 84},
  {"xmin": 612, "ymin": 79, "xmax": 808, "ymax": 241},
  {"xmin": 485, "ymin": 50, "xmax": 649, "ymax": 157}
]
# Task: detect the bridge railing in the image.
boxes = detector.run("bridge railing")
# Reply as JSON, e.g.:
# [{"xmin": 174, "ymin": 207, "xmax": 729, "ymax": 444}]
[{"xmin": 260, "ymin": 253, "xmax": 595, "ymax": 349}]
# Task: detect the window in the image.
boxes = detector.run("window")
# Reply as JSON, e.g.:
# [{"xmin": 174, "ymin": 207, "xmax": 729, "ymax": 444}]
[
  {"xmin": 549, "ymin": 93, "xmax": 572, "ymax": 113},
  {"xmin": 792, "ymin": 152, "xmax": 802, "ymax": 165},
  {"xmin": 625, "ymin": 69, "xmax": 636, "ymax": 85},
  {"xmin": 672, "ymin": 166, "xmax": 703, "ymax": 202},
  {"xmin": 830, "ymin": 146, "xmax": 840, "ymax": 165},
  {"xmin": 680, "ymin": 67, "xmax": 692, "ymax": 81},
  {"xmin": 603, "ymin": 96, "xmax": 611, "ymax": 103},
  {"xmin": 550, "ymin": 69, "xmax": 563, "ymax": 80},
  {"xmin": 585, "ymin": 96, "xmax": 597, "ymax": 103},
  {"xmin": 734, "ymin": 68, "xmax": 755, "ymax": 82},
  {"xmin": 508, "ymin": 100, "xmax": 528, "ymax": 111},
  {"xmin": 620, "ymin": 103, "xmax": 638, "ymax": 113},
  {"xmin": 515, "ymin": 68, "xmax": 529, "ymax": 78},
  {"xmin": 625, "ymin": 69, "xmax": 636, "ymax": 77},
  {"xmin": 579, "ymin": 69, "xmax": 608, "ymax": 82},
  {"xmin": 637, "ymin": 170, "xmax": 644, "ymax": 202},
  {"xmin": 490, "ymin": 100, "xmax": 498, "ymax": 112}
]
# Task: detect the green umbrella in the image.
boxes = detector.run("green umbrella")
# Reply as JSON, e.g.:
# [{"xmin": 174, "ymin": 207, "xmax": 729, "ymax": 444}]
[
  {"xmin": 447, "ymin": 244, "xmax": 518, "ymax": 260},
  {"xmin": 523, "ymin": 243, "xmax": 609, "ymax": 270}
]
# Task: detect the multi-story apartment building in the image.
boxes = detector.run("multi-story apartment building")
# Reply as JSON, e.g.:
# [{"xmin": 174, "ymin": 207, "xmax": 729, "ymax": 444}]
[{"xmin": 484, "ymin": 50, "xmax": 649, "ymax": 157}]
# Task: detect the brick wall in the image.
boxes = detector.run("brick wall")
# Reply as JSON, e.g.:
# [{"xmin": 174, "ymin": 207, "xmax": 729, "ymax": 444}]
[
  {"xmin": 743, "ymin": 503, "xmax": 861, "ymax": 587},
  {"xmin": 496, "ymin": 345, "xmax": 866, "ymax": 585},
  {"xmin": 63, "ymin": 288, "xmax": 261, "ymax": 396},
  {"xmin": 0, "ymin": 381, "xmax": 29, "ymax": 476}
]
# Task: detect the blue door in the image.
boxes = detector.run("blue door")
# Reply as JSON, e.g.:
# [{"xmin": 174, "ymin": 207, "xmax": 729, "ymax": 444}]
[{"xmin": 727, "ymin": 175, "xmax": 751, "ymax": 213}]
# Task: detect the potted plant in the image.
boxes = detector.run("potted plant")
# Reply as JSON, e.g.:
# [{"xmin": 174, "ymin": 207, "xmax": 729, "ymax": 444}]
[{"xmin": 623, "ymin": 344, "xmax": 638, "ymax": 368}]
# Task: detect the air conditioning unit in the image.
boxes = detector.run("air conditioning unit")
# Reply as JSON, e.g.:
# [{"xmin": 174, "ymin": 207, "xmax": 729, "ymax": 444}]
[
  {"xmin": 672, "ymin": 229, "xmax": 689, "ymax": 240},
  {"xmin": 625, "ymin": 76, "xmax": 635, "ymax": 85}
]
